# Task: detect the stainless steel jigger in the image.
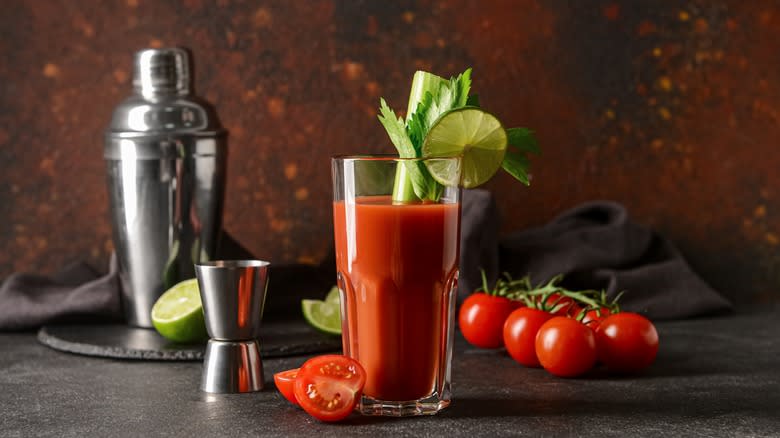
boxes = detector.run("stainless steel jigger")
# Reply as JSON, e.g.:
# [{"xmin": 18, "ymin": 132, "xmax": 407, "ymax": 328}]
[{"xmin": 194, "ymin": 260, "xmax": 270, "ymax": 393}]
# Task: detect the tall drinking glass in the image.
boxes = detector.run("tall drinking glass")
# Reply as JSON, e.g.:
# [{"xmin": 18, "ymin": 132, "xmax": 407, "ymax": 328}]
[{"xmin": 331, "ymin": 155, "xmax": 461, "ymax": 416}]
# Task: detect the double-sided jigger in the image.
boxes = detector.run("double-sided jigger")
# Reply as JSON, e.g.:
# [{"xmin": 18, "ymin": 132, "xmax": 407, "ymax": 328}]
[{"xmin": 195, "ymin": 260, "xmax": 270, "ymax": 393}]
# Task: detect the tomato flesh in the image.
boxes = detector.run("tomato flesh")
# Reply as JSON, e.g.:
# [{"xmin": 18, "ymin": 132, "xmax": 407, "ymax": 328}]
[
  {"xmin": 503, "ymin": 307, "xmax": 554, "ymax": 367},
  {"xmin": 273, "ymin": 368, "xmax": 299, "ymax": 406},
  {"xmin": 293, "ymin": 355, "xmax": 366, "ymax": 422},
  {"xmin": 460, "ymin": 293, "xmax": 520, "ymax": 349},
  {"xmin": 596, "ymin": 312, "xmax": 659, "ymax": 373},
  {"xmin": 535, "ymin": 316, "xmax": 597, "ymax": 377}
]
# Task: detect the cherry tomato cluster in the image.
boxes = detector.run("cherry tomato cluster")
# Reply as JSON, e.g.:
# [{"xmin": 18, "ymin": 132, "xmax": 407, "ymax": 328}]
[
  {"xmin": 459, "ymin": 272, "xmax": 659, "ymax": 377},
  {"xmin": 274, "ymin": 355, "xmax": 367, "ymax": 422}
]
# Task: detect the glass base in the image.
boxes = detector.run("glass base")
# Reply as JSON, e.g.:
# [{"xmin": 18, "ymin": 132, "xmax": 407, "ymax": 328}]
[{"xmin": 357, "ymin": 392, "xmax": 450, "ymax": 417}]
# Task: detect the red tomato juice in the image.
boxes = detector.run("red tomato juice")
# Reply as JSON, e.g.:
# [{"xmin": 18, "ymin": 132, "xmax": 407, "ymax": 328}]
[{"xmin": 333, "ymin": 196, "xmax": 460, "ymax": 401}]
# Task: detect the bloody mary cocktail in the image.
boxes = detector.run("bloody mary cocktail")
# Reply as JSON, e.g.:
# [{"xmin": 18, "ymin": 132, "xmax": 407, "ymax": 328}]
[
  {"xmin": 326, "ymin": 67, "xmax": 537, "ymax": 419},
  {"xmin": 332, "ymin": 156, "xmax": 461, "ymax": 416}
]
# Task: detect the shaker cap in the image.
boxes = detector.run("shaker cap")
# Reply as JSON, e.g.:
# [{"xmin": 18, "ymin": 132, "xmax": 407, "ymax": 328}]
[
  {"xmin": 105, "ymin": 47, "xmax": 226, "ymax": 159},
  {"xmin": 133, "ymin": 48, "xmax": 192, "ymax": 97}
]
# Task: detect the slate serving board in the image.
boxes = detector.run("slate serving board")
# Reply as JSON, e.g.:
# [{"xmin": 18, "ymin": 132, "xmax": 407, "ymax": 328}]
[{"xmin": 37, "ymin": 319, "xmax": 342, "ymax": 361}]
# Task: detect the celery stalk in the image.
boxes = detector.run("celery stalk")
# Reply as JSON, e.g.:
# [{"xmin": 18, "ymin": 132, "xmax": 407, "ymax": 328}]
[
  {"xmin": 391, "ymin": 71, "xmax": 446, "ymax": 202},
  {"xmin": 392, "ymin": 166, "xmax": 418, "ymax": 201},
  {"xmin": 405, "ymin": 71, "xmax": 446, "ymax": 122}
]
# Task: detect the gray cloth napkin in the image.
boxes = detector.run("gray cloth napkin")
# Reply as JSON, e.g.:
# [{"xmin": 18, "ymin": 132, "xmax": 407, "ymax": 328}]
[
  {"xmin": 496, "ymin": 200, "xmax": 732, "ymax": 319},
  {"xmin": 0, "ymin": 256, "xmax": 121, "ymax": 330},
  {"xmin": 457, "ymin": 190, "xmax": 500, "ymax": 298}
]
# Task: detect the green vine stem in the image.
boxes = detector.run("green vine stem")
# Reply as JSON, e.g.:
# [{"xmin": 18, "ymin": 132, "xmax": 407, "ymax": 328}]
[{"xmin": 474, "ymin": 268, "xmax": 623, "ymax": 317}]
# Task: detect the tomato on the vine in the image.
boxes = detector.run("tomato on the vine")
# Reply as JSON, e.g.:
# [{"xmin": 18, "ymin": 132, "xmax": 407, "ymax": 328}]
[
  {"xmin": 460, "ymin": 293, "xmax": 520, "ymax": 349},
  {"xmin": 293, "ymin": 355, "xmax": 366, "ymax": 422},
  {"xmin": 582, "ymin": 307, "xmax": 613, "ymax": 330},
  {"xmin": 540, "ymin": 292, "xmax": 580, "ymax": 316},
  {"xmin": 535, "ymin": 316, "xmax": 597, "ymax": 377},
  {"xmin": 503, "ymin": 307, "xmax": 554, "ymax": 367},
  {"xmin": 274, "ymin": 368, "xmax": 299, "ymax": 406},
  {"xmin": 596, "ymin": 312, "xmax": 659, "ymax": 373}
]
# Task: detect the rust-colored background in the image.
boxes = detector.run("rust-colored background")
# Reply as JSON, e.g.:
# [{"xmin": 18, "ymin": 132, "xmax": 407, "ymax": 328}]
[{"xmin": 1, "ymin": 0, "xmax": 778, "ymax": 306}]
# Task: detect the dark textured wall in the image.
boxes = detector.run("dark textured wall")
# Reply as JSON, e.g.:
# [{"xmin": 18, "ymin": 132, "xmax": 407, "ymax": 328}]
[{"xmin": 1, "ymin": 0, "xmax": 778, "ymax": 306}]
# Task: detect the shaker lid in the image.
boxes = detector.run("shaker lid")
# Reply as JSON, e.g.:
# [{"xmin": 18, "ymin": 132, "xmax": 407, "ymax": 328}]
[
  {"xmin": 134, "ymin": 48, "xmax": 192, "ymax": 97},
  {"xmin": 106, "ymin": 47, "xmax": 225, "ymax": 135},
  {"xmin": 105, "ymin": 47, "xmax": 226, "ymax": 158}
]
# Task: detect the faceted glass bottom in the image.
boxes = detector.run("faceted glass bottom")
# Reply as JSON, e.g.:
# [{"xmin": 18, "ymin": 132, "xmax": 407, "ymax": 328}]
[{"xmin": 357, "ymin": 391, "xmax": 451, "ymax": 417}]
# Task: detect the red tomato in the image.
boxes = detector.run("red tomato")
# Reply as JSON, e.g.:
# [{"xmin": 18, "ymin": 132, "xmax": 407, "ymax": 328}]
[
  {"xmin": 582, "ymin": 307, "xmax": 612, "ymax": 330},
  {"xmin": 535, "ymin": 316, "xmax": 597, "ymax": 377},
  {"xmin": 540, "ymin": 293, "xmax": 580, "ymax": 316},
  {"xmin": 293, "ymin": 355, "xmax": 366, "ymax": 422},
  {"xmin": 565, "ymin": 302, "xmax": 583, "ymax": 318},
  {"xmin": 502, "ymin": 307, "xmax": 554, "ymax": 367},
  {"xmin": 459, "ymin": 293, "xmax": 520, "ymax": 349},
  {"xmin": 273, "ymin": 368, "xmax": 299, "ymax": 406},
  {"xmin": 596, "ymin": 313, "xmax": 659, "ymax": 373}
]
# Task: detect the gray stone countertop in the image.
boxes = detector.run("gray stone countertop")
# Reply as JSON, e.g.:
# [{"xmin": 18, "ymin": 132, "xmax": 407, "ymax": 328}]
[{"xmin": 2, "ymin": 310, "xmax": 779, "ymax": 437}]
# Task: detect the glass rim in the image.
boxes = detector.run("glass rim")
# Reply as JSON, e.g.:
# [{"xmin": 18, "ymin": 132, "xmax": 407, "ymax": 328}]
[
  {"xmin": 195, "ymin": 260, "xmax": 270, "ymax": 269},
  {"xmin": 331, "ymin": 154, "xmax": 459, "ymax": 162}
]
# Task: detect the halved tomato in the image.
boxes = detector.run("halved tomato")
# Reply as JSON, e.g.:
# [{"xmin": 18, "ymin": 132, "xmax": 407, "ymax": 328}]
[
  {"xmin": 293, "ymin": 355, "xmax": 366, "ymax": 422},
  {"xmin": 273, "ymin": 368, "xmax": 300, "ymax": 406}
]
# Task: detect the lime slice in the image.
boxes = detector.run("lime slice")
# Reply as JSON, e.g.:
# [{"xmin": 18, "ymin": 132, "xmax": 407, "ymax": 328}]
[
  {"xmin": 422, "ymin": 107, "xmax": 508, "ymax": 188},
  {"xmin": 302, "ymin": 298, "xmax": 341, "ymax": 336},
  {"xmin": 151, "ymin": 278, "xmax": 208, "ymax": 344},
  {"xmin": 325, "ymin": 286, "xmax": 340, "ymax": 305}
]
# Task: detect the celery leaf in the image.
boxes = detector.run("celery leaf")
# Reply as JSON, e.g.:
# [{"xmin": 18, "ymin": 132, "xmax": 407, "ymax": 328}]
[
  {"xmin": 406, "ymin": 91, "xmax": 435, "ymax": 152},
  {"xmin": 378, "ymin": 98, "xmax": 416, "ymax": 158},
  {"xmin": 507, "ymin": 127, "xmax": 540, "ymax": 155},
  {"xmin": 502, "ymin": 148, "xmax": 531, "ymax": 185},
  {"xmin": 378, "ymin": 98, "xmax": 430, "ymax": 198},
  {"xmin": 453, "ymin": 68, "xmax": 472, "ymax": 108},
  {"xmin": 502, "ymin": 128, "xmax": 538, "ymax": 185}
]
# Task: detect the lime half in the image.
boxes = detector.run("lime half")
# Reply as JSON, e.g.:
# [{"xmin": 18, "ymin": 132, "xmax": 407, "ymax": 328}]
[
  {"xmin": 302, "ymin": 288, "xmax": 341, "ymax": 336},
  {"xmin": 422, "ymin": 107, "xmax": 508, "ymax": 188},
  {"xmin": 151, "ymin": 278, "xmax": 208, "ymax": 344}
]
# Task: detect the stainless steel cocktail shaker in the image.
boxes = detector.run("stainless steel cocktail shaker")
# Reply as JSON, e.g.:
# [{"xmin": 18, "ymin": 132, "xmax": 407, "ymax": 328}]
[{"xmin": 105, "ymin": 48, "xmax": 227, "ymax": 327}]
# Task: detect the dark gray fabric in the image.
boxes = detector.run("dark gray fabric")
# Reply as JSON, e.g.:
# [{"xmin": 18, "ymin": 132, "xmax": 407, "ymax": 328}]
[
  {"xmin": 498, "ymin": 201, "xmax": 732, "ymax": 319},
  {"xmin": 458, "ymin": 190, "xmax": 500, "ymax": 298},
  {"xmin": 0, "ymin": 256, "xmax": 121, "ymax": 331}
]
